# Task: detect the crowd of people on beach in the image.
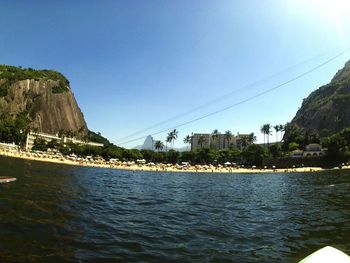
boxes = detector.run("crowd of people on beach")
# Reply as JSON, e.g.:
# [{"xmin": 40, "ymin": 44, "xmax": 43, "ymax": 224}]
[{"xmin": 0, "ymin": 146, "xmax": 334, "ymax": 174}]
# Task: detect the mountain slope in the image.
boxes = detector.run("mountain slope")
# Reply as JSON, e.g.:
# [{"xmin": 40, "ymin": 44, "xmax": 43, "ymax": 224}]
[
  {"xmin": 287, "ymin": 60, "xmax": 350, "ymax": 138},
  {"xmin": 0, "ymin": 65, "xmax": 88, "ymax": 136}
]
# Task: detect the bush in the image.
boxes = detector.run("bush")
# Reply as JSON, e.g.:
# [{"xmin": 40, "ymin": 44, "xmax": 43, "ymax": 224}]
[
  {"xmin": 32, "ymin": 138, "xmax": 48, "ymax": 151},
  {"xmin": 0, "ymin": 85, "xmax": 8, "ymax": 97},
  {"xmin": 52, "ymin": 85, "xmax": 69, "ymax": 94},
  {"xmin": 0, "ymin": 64, "xmax": 70, "ymax": 94}
]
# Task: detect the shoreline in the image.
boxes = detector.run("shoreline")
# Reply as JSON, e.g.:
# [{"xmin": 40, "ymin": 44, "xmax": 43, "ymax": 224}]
[{"xmin": 0, "ymin": 150, "xmax": 346, "ymax": 174}]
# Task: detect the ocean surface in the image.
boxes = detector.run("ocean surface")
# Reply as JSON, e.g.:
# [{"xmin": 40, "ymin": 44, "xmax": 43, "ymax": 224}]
[{"xmin": 1, "ymin": 157, "xmax": 350, "ymax": 262}]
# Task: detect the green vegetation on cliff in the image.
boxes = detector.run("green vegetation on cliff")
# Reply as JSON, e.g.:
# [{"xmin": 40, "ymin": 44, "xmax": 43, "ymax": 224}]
[
  {"xmin": 0, "ymin": 110, "xmax": 31, "ymax": 146},
  {"xmin": 0, "ymin": 64, "xmax": 88, "ymax": 136},
  {"xmin": 287, "ymin": 60, "xmax": 350, "ymax": 138},
  {"xmin": 0, "ymin": 65, "xmax": 69, "ymax": 95},
  {"xmin": 321, "ymin": 127, "xmax": 350, "ymax": 165}
]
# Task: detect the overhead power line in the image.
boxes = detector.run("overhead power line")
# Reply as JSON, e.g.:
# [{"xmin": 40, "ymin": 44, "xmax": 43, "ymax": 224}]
[
  {"xmin": 114, "ymin": 49, "xmax": 335, "ymax": 143},
  {"xmin": 117, "ymin": 48, "xmax": 350, "ymax": 146}
]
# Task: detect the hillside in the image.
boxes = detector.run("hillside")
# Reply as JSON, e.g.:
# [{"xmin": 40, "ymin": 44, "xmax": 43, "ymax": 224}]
[
  {"xmin": 0, "ymin": 65, "xmax": 88, "ymax": 137},
  {"xmin": 287, "ymin": 60, "xmax": 350, "ymax": 138}
]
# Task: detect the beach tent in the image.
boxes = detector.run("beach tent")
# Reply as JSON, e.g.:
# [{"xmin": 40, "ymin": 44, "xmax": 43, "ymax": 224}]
[
  {"xmin": 224, "ymin": 161, "xmax": 231, "ymax": 166},
  {"xmin": 137, "ymin": 159, "xmax": 146, "ymax": 164}
]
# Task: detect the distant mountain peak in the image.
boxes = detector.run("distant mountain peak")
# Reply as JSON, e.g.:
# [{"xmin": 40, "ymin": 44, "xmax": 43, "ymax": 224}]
[{"xmin": 142, "ymin": 135, "xmax": 154, "ymax": 150}]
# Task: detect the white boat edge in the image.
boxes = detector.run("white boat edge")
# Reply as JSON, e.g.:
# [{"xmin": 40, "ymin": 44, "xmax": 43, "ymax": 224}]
[
  {"xmin": 0, "ymin": 177, "xmax": 17, "ymax": 183},
  {"xmin": 299, "ymin": 246, "xmax": 350, "ymax": 263}
]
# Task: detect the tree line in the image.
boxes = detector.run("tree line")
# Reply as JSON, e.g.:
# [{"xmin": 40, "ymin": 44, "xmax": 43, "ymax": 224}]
[{"xmin": 1, "ymin": 111, "xmax": 349, "ymax": 167}]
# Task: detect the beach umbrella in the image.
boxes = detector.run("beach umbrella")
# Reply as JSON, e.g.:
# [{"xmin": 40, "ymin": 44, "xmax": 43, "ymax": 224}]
[{"xmin": 224, "ymin": 161, "xmax": 231, "ymax": 166}]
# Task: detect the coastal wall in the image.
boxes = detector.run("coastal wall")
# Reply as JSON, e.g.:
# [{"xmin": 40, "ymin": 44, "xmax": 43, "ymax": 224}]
[{"xmin": 262, "ymin": 157, "xmax": 325, "ymax": 169}]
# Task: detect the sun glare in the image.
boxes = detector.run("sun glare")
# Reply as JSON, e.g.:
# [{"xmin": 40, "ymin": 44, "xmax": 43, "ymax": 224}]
[
  {"xmin": 318, "ymin": 0, "xmax": 350, "ymax": 16},
  {"xmin": 316, "ymin": 0, "xmax": 350, "ymax": 48}
]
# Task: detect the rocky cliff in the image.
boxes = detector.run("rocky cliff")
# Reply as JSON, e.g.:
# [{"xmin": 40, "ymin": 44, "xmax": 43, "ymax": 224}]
[
  {"xmin": 0, "ymin": 65, "xmax": 88, "ymax": 136},
  {"xmin": 287, "ymin": 60, "xmax": 350, "ymax": 138}
]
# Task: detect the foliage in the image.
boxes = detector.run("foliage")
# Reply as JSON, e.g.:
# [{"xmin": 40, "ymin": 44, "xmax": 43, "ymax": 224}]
[
  {"xmin": 287, "ymin": 61, "xmax": 350, "ymax": 139},
  {"xmin": 166, "ymin": 149, "xmax": 180, "ymax": 164},
  {"xmin": 197, "ymin": 135, "xmax": 206, "ymax": 149},
  {"xmin": 321, "ymin": 128, "xmax": 350, "ymax": 165},
  {"xmin": 154, "ymin": 140, "xmax": 164, "ymax": 152},
  {"xmin": 166, "ymin": 129, "xmax": 178, "ymax": 150},
  {"xmin": 47, "ymin": 139, "xmax": 60, "ymax": 149},
  {"xmin": 260, "ymin": 124, "xmax": 272, "ymax": 146},
  {"xmin": 269, "ymin": 144, "xmax": 282, "ymax": 158},
  {"xmin": 52, "ymin": 84, "xmax": 69, "ymax": 94},
  {"xmin": 122, "ymin": 148, "xmax": 143, "ymax": 160},
  {"xmin": 0, "ymin": 111, "xmax": 30, "ymax": 146},
  {"xmin": 183, "ymin": 135, "xmax": 192, "ymax": 150},
  {"xmin": 0, "ymin": 64, "xmax": 69, "ymax": 94},
  {"xmin": 241, "ymin": 144, "xmax": 266, "ymax": 166},
  {"xmin": 140, "ymin": 149, "xmax": 154, "ymax": 161},
  {"xmin": 224, "ymin": 130, "xmax": 233, "ymax": 148},
  {"xmin": 288, "ymin": 142, "xmax": 299, "ymax": 151},
  {"xmin": 0, "ymin": 85, "xmax": 8, "ymax": 97},
  {"xmin": 32, "ymin": 138, "xmax": 48, "ymax": 151},
  {"xmin": 179, "ymin": 151, "xmax": 196, "ymax": 163},
  {"xmin": 88, "ymin": 130, "xmax": 110, "ymax": 145},
  {"xmin": 282, "ymin": 123, "xmax": 305, "ymax": 151}
]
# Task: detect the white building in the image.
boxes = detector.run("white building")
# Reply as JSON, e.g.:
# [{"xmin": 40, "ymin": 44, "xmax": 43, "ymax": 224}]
[
  {"xmin": 289, "ymin": 144, "xmax": 325, "ymax": 158},
  {"xmin": 191, "ymin": 133, "xmax": 251, "ymax": 151},
  {"xmin": 25, "ymin": 131, "xmax": 104, "ymax": 151},
  {"xmin": 303, "ymin": 144, "xmax": 325, "ymax": 157}
]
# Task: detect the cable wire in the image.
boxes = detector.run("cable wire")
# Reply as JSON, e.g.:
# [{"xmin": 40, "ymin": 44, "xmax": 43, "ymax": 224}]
[
  {"xmin": 117, "ymin": 48, "xmax": 350, "ymax": 146},
  {"xmin": 114, "ymin": 49, "xmax": 335, "ymax": 143}
]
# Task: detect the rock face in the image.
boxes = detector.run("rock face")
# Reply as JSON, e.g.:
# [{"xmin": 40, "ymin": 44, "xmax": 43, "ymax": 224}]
[
  {"xmin": 142, "ymin": 135, "xmax": 154, "ymax": 150},
  {"xmin": 287, "ymin": 60, "xmax": 350, "ymax": 137},
  {"xmin": 0, "ymin": 66, "xmax": 88, "ymax": 136}
]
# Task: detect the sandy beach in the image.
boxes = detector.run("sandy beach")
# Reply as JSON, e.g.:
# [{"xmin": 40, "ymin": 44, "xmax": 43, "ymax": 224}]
[{"xmin": 0, "ymin": 148, "xmax": 343, "ymax": 174}]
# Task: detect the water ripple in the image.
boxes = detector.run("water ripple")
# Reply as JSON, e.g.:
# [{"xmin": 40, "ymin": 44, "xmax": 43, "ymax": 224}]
[{"xmin": 1, "ymin": 157, "xmax": 350, "ymax": 262}]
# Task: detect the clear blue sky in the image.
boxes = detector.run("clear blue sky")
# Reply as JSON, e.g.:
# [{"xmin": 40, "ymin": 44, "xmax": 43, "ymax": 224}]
[{"xmin": 1, "ymin": 0, "xmax": 350, "ymax": 148}]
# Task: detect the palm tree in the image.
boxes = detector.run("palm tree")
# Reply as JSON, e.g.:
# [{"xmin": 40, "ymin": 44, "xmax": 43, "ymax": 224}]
[
  {"xmin": 154, "ymin": 140, "xmax": 164, "ymax": 152},
  {"xmin": 265, "ymin": 124, "xmax": 272, "ymax": 147},
  {"xmin": 260, "ymin": 125, "xmax": 266, "ymax": 147},
  {"xmin": 274, "ymin": 125, "xmax": 280, "ymax": 142},
  {"xmin": 240, "ymin": 135, "xmax": 248, "ymax": 150},
  {"xmin": 261, "ymin": 124, "xmax": 272, "ymax": 147},
  {"xmin": 224, "ymin": 130, "xmax": 233, "ymax": 149},
  {"xmin": 246, "ymin": 133, "xmax": 256, "ymax": 147},
  {"xmin": 211, "ymin": 129, "xmax": 219, "ymax": 149},
  {"xmin": 169, "ymin": 129, "xmax": 178, "ymax": 148},
  {"xmin": 279, "ymin": 124, "xmax": 285, "ymax": 141},
  {"xmin": 183, "ymin": 135, "xmax": 192, "ymax": 151},
  {"xmin": 165, "ymin": 134, "xmax": 172, "ymax": 152},
  {"xmin": 197, "ymin": 135, "xmax": 206, "ymax": 149},
  {"xmin": 166, "ymin": 129, "xmax": 178, "ymax": 151}
]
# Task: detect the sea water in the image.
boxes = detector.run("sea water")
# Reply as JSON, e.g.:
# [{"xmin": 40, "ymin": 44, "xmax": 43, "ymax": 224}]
[{"xmin": 0, "ymin": 156, "xmax": 350, "ymax": 262}]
